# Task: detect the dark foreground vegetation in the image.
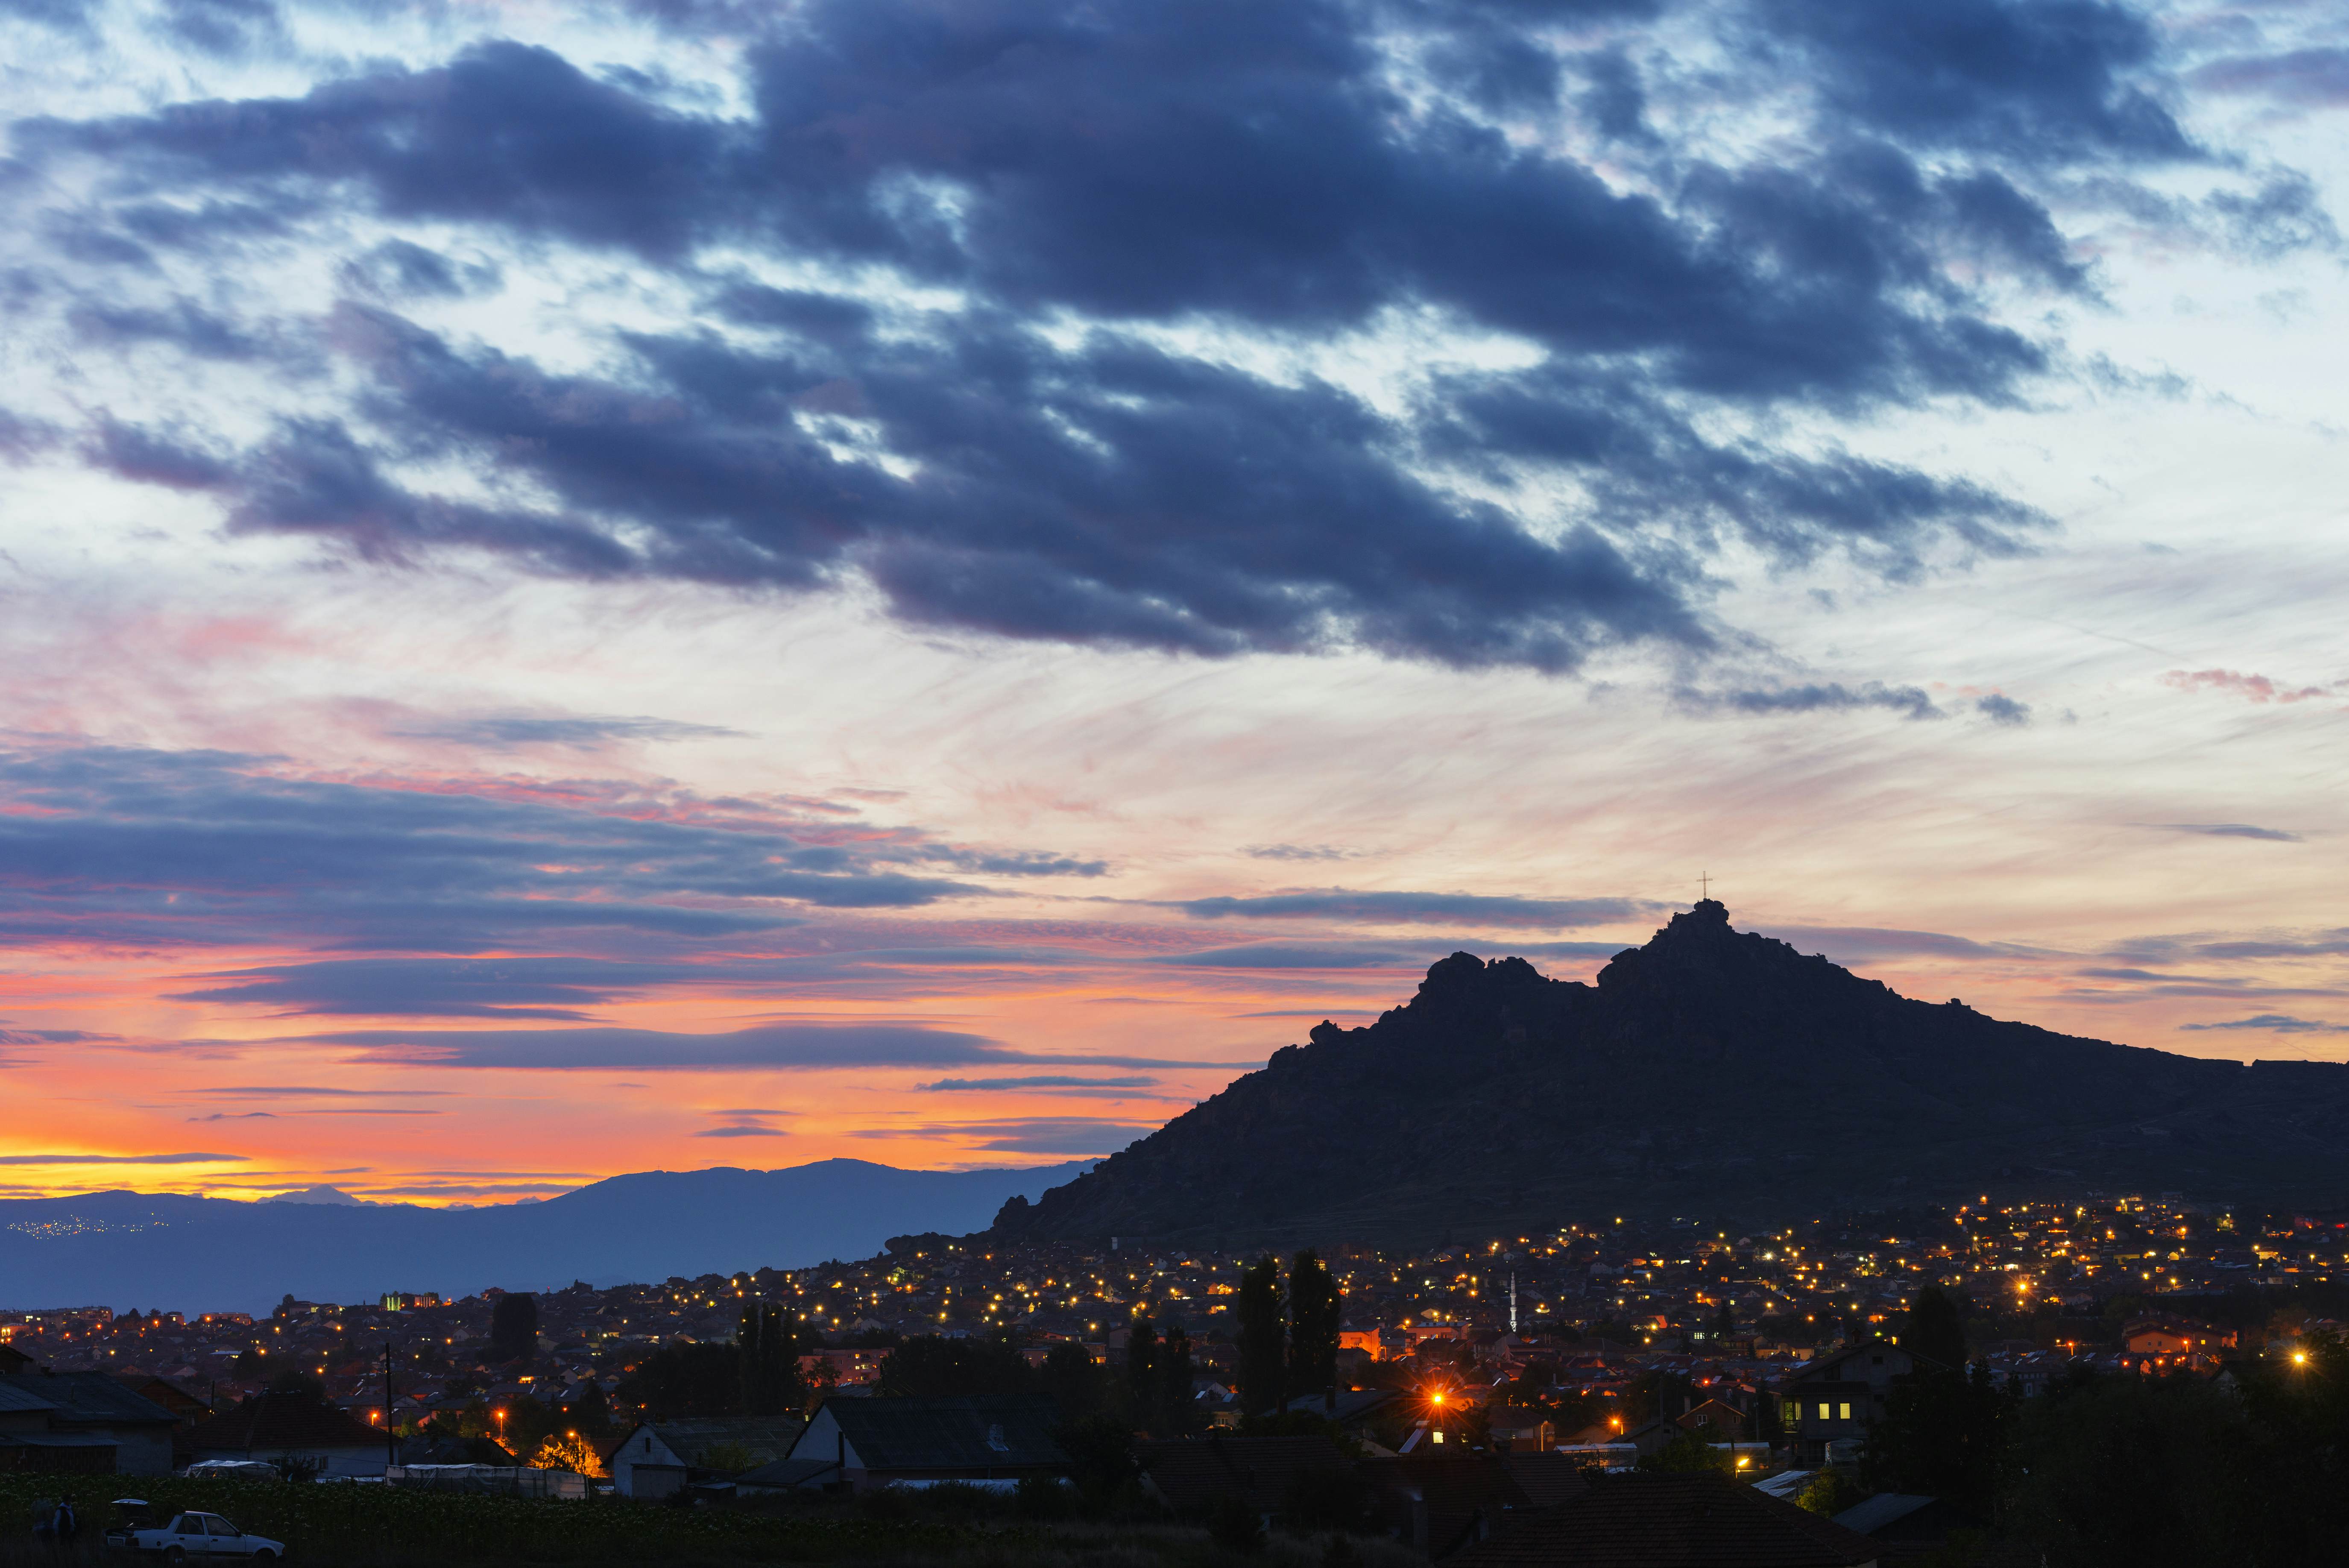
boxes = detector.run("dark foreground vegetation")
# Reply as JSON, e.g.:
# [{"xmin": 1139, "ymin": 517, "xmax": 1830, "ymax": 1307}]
[{"xmin": 0, "ymin": 1475, "xmax": 1431, "ymax": 1568}]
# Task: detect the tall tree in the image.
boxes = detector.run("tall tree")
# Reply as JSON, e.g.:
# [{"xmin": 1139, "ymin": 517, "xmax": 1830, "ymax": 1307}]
[
  {"xmin": 1127, "ymin": 1312, "xmax": 1160, "ymax": 1427},
  {"xmin": 1901, "ymin": 1286, "xmax": 1968, "ymax": 1370},
  {"xmin": 1286, "ymin": 1250, "xmax": 1342, "ymax": 1411},
  {"xmin": 1159, "ymin": 1321, "xmax": 1196, "ymax": 1436},
  {"xmin": 737, "ymin": 1304, "xmax": 807, "ymax": 1417},
  {"xmin": 1238, "ymin": 1257, "xmax": 1287, "ymax": 1418},
  {"xmin": 874, "ymin": 1334, "xmax": 1035, "ymax": 1398},
  {"xmin": 488, "ymin": 1293, "xmax": 539, "ymax": 1363}
]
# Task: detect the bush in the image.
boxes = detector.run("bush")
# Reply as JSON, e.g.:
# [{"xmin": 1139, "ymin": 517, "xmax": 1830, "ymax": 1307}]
[
  {"xmin": 1208, "ymin": 1494, "xmax": 1264, "ymax": 1555},
  {"xmin": 1015, "ymin": 1474, "xmax": 1073, "ymax": 1520}
]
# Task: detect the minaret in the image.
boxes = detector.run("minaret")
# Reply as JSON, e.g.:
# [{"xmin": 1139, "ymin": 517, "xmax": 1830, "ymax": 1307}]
[{"xmin": 1508, "ymin": 1271, "xmax": 1518, "ymax": 1334}]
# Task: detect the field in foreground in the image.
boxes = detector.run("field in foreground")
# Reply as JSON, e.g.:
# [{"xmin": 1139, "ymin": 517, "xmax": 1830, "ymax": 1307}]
[{"xmin": 0, "ymin": 1476, "xmax": 1409, "ymax": 1568}]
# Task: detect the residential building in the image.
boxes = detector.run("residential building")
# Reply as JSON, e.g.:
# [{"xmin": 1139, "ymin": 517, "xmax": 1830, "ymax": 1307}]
[{"xmin": 778, "ymin": 1395, "xmax": 1064, "ymax": 1494}]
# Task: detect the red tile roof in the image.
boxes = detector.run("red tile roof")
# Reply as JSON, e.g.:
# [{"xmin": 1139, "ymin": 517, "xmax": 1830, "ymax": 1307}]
[{"xmin": 1447, "ymin": 1474, "xmax": 1881, "ymax": 1568}]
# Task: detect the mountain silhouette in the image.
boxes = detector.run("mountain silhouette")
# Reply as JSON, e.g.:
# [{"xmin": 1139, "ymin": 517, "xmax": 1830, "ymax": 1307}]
[
  {"xmin": 993, "ymin": 901, "xmax": 2349, "ymax": 1248},
  {"xmin": 0, "ymin": 1159, "xmax": 1088, "ymax": 1314}
]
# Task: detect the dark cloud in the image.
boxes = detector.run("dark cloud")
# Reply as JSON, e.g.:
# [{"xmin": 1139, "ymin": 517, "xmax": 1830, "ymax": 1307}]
[
  {"xmin": 160, "ymin": 0, "xmax": 284, "ymax": 58},
  {"xmin": 918, "ymin": 1075, "xmax": 1159, "ymax": 1092},
  {"xmin": 12, "ymin": 0, "xmax": 2109, "ymax": 670},
  {"xmin": 0, "ymin": 742, "xmax": 1100, "ymax": 955},
  {"xmin": 1975, "ymin": 692, "xmax": 2031, "ymax": 725},
  {"xmin": 2147, "ymin": 823, "xmax": 2302, "ymax": 843},
  {"xmin": 1752, "ymin": 0, "xmax": 2192, "ymax": 164},
  {"xmin": 0, "ymin": 1027, "xmax": 113, "ymax": 1044},
  {"xmin": 339, "ymin": 239, "xmax": 501, "ymax": 301},
  {"xmin": 694, "ymin": 1124, "xmax": 792, "ymax": 1137},
  {"xmin": 1175, "ymin": 891, "xmax": 1650, "ymax": 928},
  {"xmin": 2180, "ymin": 1014, "xmax": 2349, "ymax": 1035},
  {"xmin": 1705, "ymin": 682, "xmax": 1942, "ymax": 720},
  {"xmin": 1243, "ymin": 845, "xmax": 1356, "ymax": 862},
  {"xmin": 69, "ymin": 296, "xmax": 268, "ymax": 360},
  {"xmin": 168, "ymin": 956, "xmax": 708, "ymax": 1018},
  {"xmin": 296, "ymin": 1020, "xmax": 1218, "ymax": 1072},
  {"xmin": 852, "ymin": 1117, "xmax": 1152, "ymax": 1155}
]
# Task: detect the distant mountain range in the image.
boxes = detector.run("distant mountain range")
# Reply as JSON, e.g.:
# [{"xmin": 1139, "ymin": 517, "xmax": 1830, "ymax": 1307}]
[
  {"xmin": 0, "ymin": 1159, "xmax": 1089, "ymax": 1314},
  {"xmin": 994, "ymin": 901, "xmax": 2349, "ymax": 1250}
]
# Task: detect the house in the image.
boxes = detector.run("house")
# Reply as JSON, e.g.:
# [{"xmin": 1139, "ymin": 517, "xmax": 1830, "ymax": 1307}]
[
  {"xmin": 1446, "ymin": 1471, "xmax": 1882, "ymax": 1568},
  {"xmin": 1775, "ymin": 1340, "xmax": 1944, "ymax": 1466},
  {"xmin": 608, "ymin": 1418, "xmax": 805, "ymax": 1500},
  {"xmin": 1834, "ymin": 1492, "xmax": 1962, "ymax": 1550},
  {"xmin": 1136, "ymin": 1434, "xmax": 1351, "ymax": 1521},
  {"xmin": 776, "ymin": 1396, "xmax": 1064, "ymax": 1494},
  {"xmin": 1673, "ymin": 1398, "xmax": 1748, "ymax": 1439},
  {"xmin": 1359, "ymin": 1452, "xmax": 1550, "ymax": 1559},
  {"xmin": 2123, "ymin": 1318, "xmax": 2229, "ymax": 1357},
  {"xmin": 0, "ymin": 1372, "xmax": 179, "ymax": 1475},
  {"xmin": 112, "ymin": 1375, "xmax": 211, "ymax": 1427},
  {"xmin": 185, "ymin": 1392, "xmax": 392, "ymax": 1479}
]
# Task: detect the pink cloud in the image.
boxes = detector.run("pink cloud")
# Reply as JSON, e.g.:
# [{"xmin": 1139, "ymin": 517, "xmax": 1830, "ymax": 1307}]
[{"xmin": 2160, "ymin": 668, "xmax": 2331, "ymax": 704}]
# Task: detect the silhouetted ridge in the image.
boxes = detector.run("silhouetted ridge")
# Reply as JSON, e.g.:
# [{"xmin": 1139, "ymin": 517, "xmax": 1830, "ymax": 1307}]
[{"xmin": 992, "ymin": 904, "xmax": 2349, "ymax": 1247}]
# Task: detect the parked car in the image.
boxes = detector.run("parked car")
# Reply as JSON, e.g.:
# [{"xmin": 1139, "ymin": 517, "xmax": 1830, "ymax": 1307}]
[{"xmin": 119, "ymin": 1511, "xmax": 284, "ymax": 1562}]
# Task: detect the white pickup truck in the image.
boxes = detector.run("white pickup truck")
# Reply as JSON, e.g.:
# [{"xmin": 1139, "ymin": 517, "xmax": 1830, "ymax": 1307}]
[{"xmin": 116, "ymin": 1509, "xmax": 285, "ymax": 1562}]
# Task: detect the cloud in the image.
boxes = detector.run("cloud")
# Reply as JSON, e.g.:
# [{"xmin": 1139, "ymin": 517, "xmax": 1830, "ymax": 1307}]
[
  {"xmin": 694, "ymin": 1125, "xmax": 793, "ymax": 1137},
  {"xmin": 2145, "ymin": 823, "xmax": 2302, "ymax": 844},
  {"xmin": 1704, "ymin": 682, "xmax": 1942, "ymax": 720},
  {"xmin": 1243, "ymin": 844, "xmax": 1357, "ymax": 862},
  {"xmin": 1173, "ymin": 891, "xmax": 1652, "ymax": 927},
  {"xmin": 169, "ymin": 956, "xmax": 712, "ymax": 1018},
  {"xmin": 1761, "ymin": 925, "xmax": 2039, "ymax": 961},
  {"xmin": 2192, "ymin": 50, "xmax": 2349, "ymax": 109},
  {"xmin": 1975, "ymin": 693, "xmax": 2031, "ymax": 725},
  {"xmin": 385, "ymin": 714, "xmax": 746, "ymax": 749},
  {"xmin": 2180, "ymin": 1014, "xmax": 2349, "ymax": 1035},
  {"xmin": 918, "ymin": 1075, "xmax": 1159, "ymax": 1092},
  {"xmin": 0, "ymin": 742, "xmax": 1106, "ymax": 954},
  {"xmin": 854, "ymin": 1117, "xmax": 1155, "ymax": 1155},
  {"xmin": 294, "ymin": 1020, "xmax": 1218, "ymax": 1072},
  {"xmin": 1751, "ymin": 0, "xmax": 2194, "ymax": 164},
  {"xmin": 4, "ymin": 0, "xmax": 2127, "ymax": 671},
  {"xmin": 0, "ymin": 1151, "xmax": 248, "ymax": 1165},
  {"xmin": 190, "ymin": 1085, "xmax": 451, "ymax": 1098},
  {"xmin": 2160, "ymin": 668, "xmax": 2331, "ymax": 703},
  {"xmin": 1154, "ymin": 944, "xmax": 1418, "ymax": 969}
]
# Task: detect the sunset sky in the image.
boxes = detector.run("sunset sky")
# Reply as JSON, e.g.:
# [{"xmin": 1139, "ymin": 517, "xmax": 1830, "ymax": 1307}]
[{"xmin": 1, "ymin": 0, "xmax": 2343, "ymax": 1205}]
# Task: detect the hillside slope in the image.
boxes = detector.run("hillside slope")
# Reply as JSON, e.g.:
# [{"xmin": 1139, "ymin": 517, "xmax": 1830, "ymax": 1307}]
[{"xmin": 993, "ymin": 902, "xmax": 2349, "ymax": 1248}]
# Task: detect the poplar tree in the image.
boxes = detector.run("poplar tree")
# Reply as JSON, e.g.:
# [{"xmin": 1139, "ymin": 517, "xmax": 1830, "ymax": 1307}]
[
  {"xmin": 738, "ymin": 1304, "xmax": 807, "ymax": 1416},
  {"xmin": 1286, "ymin": 1249, "xmax": 1342, "ymax": 1410},
  {"xmin": 1159, "ymin": 1321, "xmax": 1197, "ymax": 1436},
  {"xmin": 1127, "ymin": 1312, "xmax": 1159, "ymax": 1427},
  {"xmin": 1238, "ymin": 1257, "xmax": 1287, "ymax": 1418}
]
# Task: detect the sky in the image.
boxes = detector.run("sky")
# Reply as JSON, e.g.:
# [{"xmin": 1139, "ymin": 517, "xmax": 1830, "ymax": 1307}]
[{"xmin": 0, "ymin": 0, "xmax": 2344, "ymax": 1207}]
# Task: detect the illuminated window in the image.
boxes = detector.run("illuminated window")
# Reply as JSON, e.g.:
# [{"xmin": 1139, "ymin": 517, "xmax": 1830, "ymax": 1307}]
[
  {"xmin": 1838, "ymin": 1403, "xmax": 1851, "ymax": 1421},
  {"xmin": 1816, "ymin": 1402, "xmax": 1830, "ymax": 1421}
]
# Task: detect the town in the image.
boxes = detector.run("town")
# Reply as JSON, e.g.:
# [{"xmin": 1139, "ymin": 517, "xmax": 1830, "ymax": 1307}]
[{"xmin": 6, "ymin": 1193, "xmax": 2338, "ymax": 1471}]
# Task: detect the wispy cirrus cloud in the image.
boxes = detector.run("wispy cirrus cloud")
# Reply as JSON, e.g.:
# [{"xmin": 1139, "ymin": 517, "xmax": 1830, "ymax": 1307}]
[
  {"xmin": 1172, "ymin": 891, "xmax": 1653, "ymax": 928},
  {"xmin": 2180, "ymin": 1014, "xmax": 2349, "ymax": 1035},
  {"xmin": 0, "ymin": 1151, "xmax": 248, "ymax": 1165},
  {"xmin": 2143, "ymin": 823, "xmax": 2302, "ymax": 843}
]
